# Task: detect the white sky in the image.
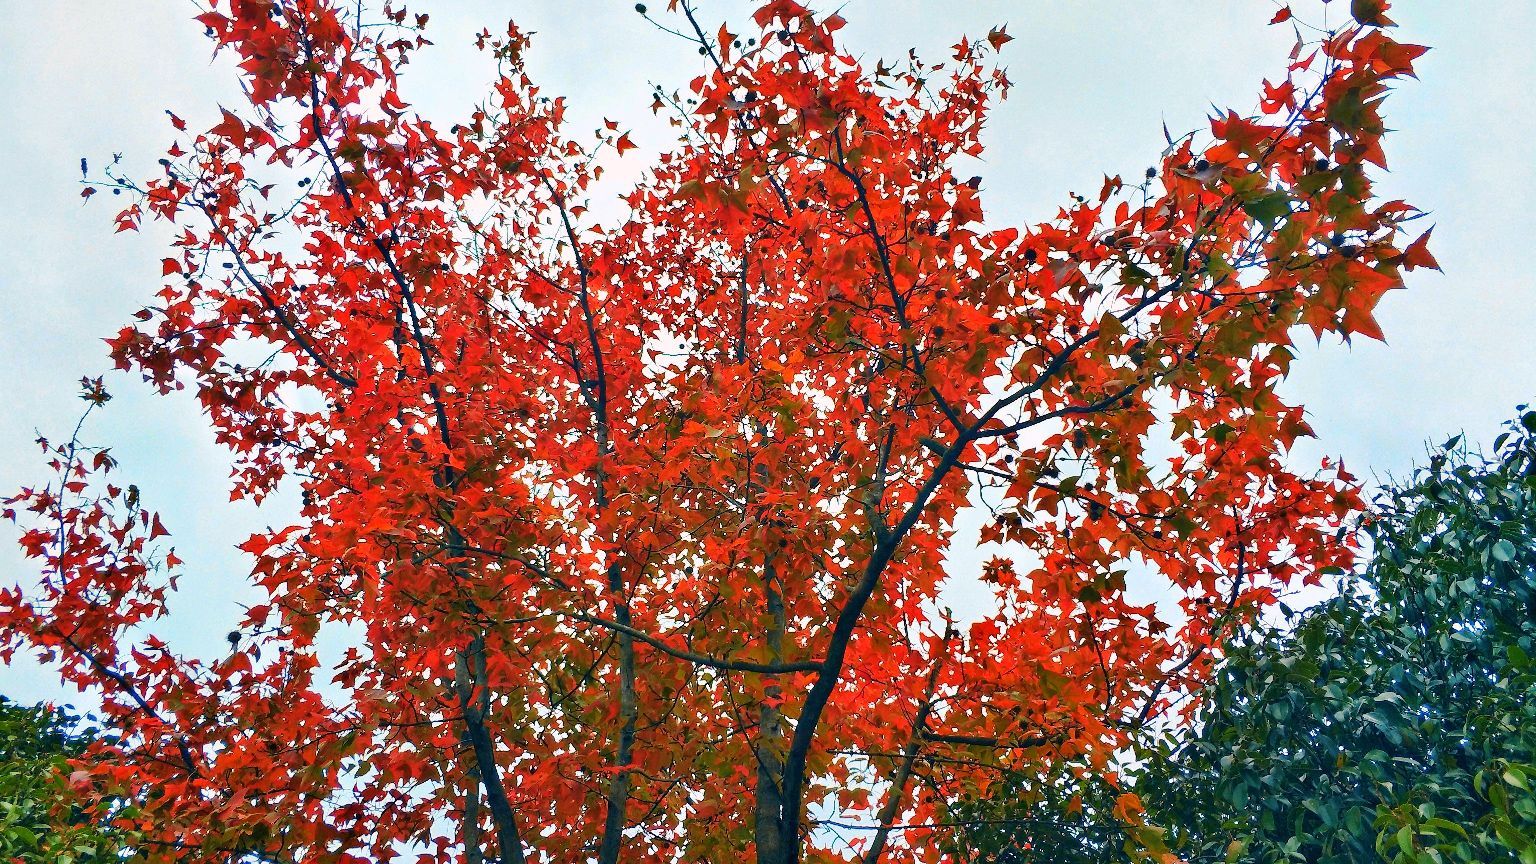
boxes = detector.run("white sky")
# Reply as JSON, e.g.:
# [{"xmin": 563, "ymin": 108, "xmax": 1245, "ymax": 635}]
[{"xmin": 2, "ymin": 1, "xmax": 1532, "ymax": 706}]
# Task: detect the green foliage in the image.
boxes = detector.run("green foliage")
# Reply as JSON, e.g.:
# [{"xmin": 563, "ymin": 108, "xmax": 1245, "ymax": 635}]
[
  {"xmin": 0, "ymin": 697, "xmax": 120, "ymax": 863},
  {"xmin": 1149, "ymin": 411, "xmax": 1536, "ymax": 863},
  {"xmin": 955, "ymin": 409, "xmax": 1536, "ymax": 863},
  {"xmin": 940, "ymin": 764, "xmax": 1129, "ymax": 863}
]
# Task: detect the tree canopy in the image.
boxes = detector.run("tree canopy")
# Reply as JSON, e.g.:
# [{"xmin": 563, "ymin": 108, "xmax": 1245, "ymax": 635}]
[
  {"xmin": 2, "ymin": 1, "xmax": 1431, "ymax": 862},
  {"xmin": 0, "ymin": 698, "xmax": 122, "ymax": 863},
  {"xmin": 1147, "ymin": 411, "xmax": 1536, "ymax": 864}
]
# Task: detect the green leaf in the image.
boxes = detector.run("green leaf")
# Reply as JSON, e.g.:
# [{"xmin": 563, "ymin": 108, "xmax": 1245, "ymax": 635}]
[
  {"xmin": 1492, "ymin": 539, "xmax": 1517, "ymax": 562},
  {"xmin": 1509, "ymin": 644, "xmax": 1531, "ymax": 670},
  {"xmin": 1398, "ymin": 824, "xmax": 1415, "ymax": 856},
  {"xmin": 1243, "ymin": 190, "xmax": 1291, "ymax": 227},
  {"xmin": 1504, "ymin": 767, "xmax": 1531, "ymax": 792}
]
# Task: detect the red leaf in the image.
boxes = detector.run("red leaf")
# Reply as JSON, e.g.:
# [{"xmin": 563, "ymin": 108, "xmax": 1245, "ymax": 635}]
[
  {"xmin": 969, "ymin": 620, "xmax": 999, "ymax": 643},
  {"xmin": 1400, "ymin": 228, "xmax": 1439, "ymax": 271},
  {"xmin": 952, "ymin": 188, "xmax": 984, "ymax": 226}
]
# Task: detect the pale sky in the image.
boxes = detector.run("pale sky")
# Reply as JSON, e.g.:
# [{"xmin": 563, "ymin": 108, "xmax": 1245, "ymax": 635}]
[{"xmin": 2, "ymin": 1, "xmax": 1532, "ymax": 706}]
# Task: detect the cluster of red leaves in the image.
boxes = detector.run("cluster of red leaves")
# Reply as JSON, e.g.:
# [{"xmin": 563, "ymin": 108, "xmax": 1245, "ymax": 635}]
[{"xmin": 4, "ymin": 1, "xmax": 1431, "ymax": 862}]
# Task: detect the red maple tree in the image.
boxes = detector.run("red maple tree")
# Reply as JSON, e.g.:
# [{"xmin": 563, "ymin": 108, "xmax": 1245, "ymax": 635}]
[{"xmin": 5, "ymin": 1, "xmax": 1434, "ymax": 862}]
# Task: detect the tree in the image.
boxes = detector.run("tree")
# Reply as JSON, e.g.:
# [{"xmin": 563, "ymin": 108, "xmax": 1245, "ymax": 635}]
[
  {"xmin": 1, "ymin": 1, "xmax": 1431, "ymax": 861},
  {"xmin": 1139, "ymin": 411, "xmax": 1536, "ymax": 864},
  {"xmin": 957, "ymin": 410, "xmax": 1536, "ymax": 864},
  {"xmin": 0, "ymin": 697, "xmax": 123, "ymax": 862}
]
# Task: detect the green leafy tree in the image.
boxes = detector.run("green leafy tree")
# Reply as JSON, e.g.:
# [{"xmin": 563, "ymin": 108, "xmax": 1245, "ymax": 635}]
[
  {"xmin": 0, "ymin": 698, "xmax": 122, "ymax": 863},
  {"xmin": 953, "ymin": 409, "xmax": 1536, "ymax": 863}
]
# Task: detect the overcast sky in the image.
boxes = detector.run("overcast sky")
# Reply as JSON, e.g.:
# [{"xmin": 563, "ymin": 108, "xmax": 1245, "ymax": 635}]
[{"xmin": 2, "ymin": 1, "xmax": 1532, "ymax": 706}]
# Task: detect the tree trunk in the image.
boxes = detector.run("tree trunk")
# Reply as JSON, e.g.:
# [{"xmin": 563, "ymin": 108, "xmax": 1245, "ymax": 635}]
[
  {"xmin": 455, "ymin": 632, "xmax": 527, "ymax": 864},
  {"xmin": 598, "ymin": 559, "xmax": 638, "ymax": 864},
  {"xmin": 754, "ymin": 558, "xmax": 788, "ymax": 864}
]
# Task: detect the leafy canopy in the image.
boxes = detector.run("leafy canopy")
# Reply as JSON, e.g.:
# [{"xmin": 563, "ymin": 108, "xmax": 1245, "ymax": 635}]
[
  {"xmin": 1140, "ymin": 411, "xmax": 1536, "ymax": 864},
  {"xmin": 3, "ymin": 1, "xmax": 1430, "ymax": 862},
  {"xmin": 0, "ymin": 698, "xmax": 122, "ymax": 863}
]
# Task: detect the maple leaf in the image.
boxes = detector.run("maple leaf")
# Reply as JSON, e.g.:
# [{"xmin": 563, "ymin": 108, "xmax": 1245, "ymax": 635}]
[
  {"xmin": 1400, "ymin": 227, "xmax": 1440, "ymax": 271},
  {"xmin": 952, "ymin": 188, "xmax": 985, "ymax": 225}
]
